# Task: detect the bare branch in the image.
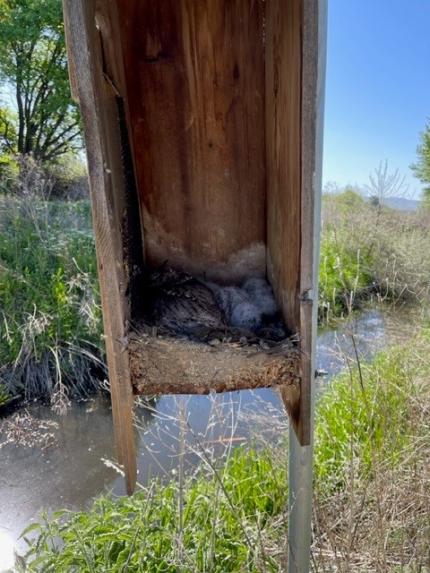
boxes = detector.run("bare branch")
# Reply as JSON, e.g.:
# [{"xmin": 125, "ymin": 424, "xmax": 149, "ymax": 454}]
[
  {"xmin": 42, "ymin": 130, "xmax": 81, "ymax": 161},
  {"xmin": 365, "ymin": 160, "xmax": 409, "ymax": 207}
]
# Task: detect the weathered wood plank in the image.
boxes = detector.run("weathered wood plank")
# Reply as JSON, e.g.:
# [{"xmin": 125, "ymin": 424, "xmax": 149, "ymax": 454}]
[
  {"xmin": 63, "ymin": 0, "xmax": 139, "ymax": 493},
  {"xmin": 265, "ymin": 0, "xmax": 304, "ymax": 438},
  {"xmin": 116, "ymin": 0, "xmax": 266, "ymax": 282},
  {"xmin": 295, "ymin": 0, "xmax": 327, "ymax": 444},
  {"xmin": 265, "ymin": 0, "xmax": 302, "ymax": 333}
]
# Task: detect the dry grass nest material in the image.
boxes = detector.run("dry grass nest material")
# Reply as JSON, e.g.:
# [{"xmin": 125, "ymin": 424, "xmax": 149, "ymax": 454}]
[{"xmin": 128, "ymin": 267, "xmax": 301, "ymax": 396}]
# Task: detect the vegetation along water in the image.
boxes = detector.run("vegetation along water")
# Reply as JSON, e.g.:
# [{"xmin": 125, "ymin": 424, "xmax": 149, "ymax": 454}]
[{"xmin": 1, "ymin": 0, "xmax": 430, "ymax": 568}]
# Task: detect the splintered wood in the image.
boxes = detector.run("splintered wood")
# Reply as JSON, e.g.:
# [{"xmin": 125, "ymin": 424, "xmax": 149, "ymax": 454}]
[{"xmin": 129, "ymin": 328, "xmax": 300, "ymax": 400}]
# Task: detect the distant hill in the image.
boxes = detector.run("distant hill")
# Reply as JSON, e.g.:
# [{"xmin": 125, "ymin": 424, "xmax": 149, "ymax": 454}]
[{"xmin": 383, "ymin": 197, "xmax": 420, "ymax": 212}]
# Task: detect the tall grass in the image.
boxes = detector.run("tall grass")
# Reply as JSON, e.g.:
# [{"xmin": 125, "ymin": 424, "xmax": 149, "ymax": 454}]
[
  {"xmin": 0, "ymin": 381, "xmax": 12, "ymax": 407},
  {"xmin": 314, "ymin": 339, "xmax": 421, "ymax": 486},
  {"xmin": 0, "ymin": 168, "xmax": 104, "ymax": 410},
  {"xmin": 18, "ymin": 332, "xmax": 430, "ymax": 572},
  {"xmin": 20, "ymin": 448, "xmax": 287, "ymax": 573},
  {"xmin": 319, "ymin": 190, "xmax": 430, "ymax": 322},
  {"xmin": 313, "ymin": 332, "xmax": 430, "ymax": 571}
]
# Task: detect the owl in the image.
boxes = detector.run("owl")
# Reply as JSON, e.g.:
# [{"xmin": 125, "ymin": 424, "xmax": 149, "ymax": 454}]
[{"xmin": 144, "ymin": 267, "xmax": 225, "ymax": 337}]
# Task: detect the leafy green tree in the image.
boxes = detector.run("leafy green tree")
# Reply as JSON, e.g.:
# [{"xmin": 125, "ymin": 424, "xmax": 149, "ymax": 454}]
[
  {"xmin": 322, "ymin": 186, "xmax": 366, "ymax": 225},
  {"xmin": 334, "ymin": 187, "xmax": 366, "ymax": 211},
  {"xmin": 0, "ymin": 107, "xmax": 19, "ymax": 180},
  {"xmin": 0, "ymin": 106, "xmax": 17, "ymax": 154},
  {"xmin": 0, "ymin": 0, "xmax": 80, "ymax": 162},
  {"xmin": 411, "ymin": 121, "xmax": 430, "ymax": 206}
]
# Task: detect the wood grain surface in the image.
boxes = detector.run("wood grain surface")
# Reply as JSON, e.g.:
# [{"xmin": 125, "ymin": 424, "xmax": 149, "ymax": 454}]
[
  {"xmin": 63, "ymin": 0, "xmax": 141, "ymax": 493},
  {"xmin": 117, "ymin": 0, "xmax": 266, "ymax": 281},
  {"xmin": 64, "ymin": 0, "xmax": 324, "ymax": 458},
  {"xmin": 265, "ymin": 0, "xmax": 302, "ymax": 334}
]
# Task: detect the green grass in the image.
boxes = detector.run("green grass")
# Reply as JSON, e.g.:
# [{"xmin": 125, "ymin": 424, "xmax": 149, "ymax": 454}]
[
  {"xmin": 314, "ymin": 338, "xmax": 425, "ymax": 487},
  {"xmin": 18, "ymin": 332, "xmax": 430, "ymax": 572},
  {"xmin": 0, "ymin": 195, "xmax": 103, "ymax": 404},
  {"xmin": 20, "ymin": 448, "xmax": 287, "ymax": 573},
  {"xmin": 318, "ymin": 229, "xmax": 373, "ymax": 321}
]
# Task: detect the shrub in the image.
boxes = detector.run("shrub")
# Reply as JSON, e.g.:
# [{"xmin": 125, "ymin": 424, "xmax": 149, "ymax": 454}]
[{"xmin": 319, "ymin": 189, "xmax": 430, "ymax": 321}]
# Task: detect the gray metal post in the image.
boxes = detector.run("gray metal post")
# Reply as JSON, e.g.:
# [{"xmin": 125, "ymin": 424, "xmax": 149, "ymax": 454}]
[
  {"xmin": 287, "ymin": 1, "xmax": 327, "ymax": 571},
  {"xmin": 288, "ymin": 431, "xmax": 314, "ymax": 572}
]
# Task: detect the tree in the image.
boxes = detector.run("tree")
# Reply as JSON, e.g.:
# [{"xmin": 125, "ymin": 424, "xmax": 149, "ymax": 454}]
[
  {"xmin": 321, "ymin": 185, "xmax": 365, "ymax": 227},
  {"xmin": 0, "ymin": 107, "xmax": 17, "ymax": 154},
  {"xmin": 335, "ymin": 186, "xmax": 365, "ymax": 210},
  {"xmin": 0, "ymin": 0, "xmax": 80, "ymax": 163},
  {"xmin": 365, "ymin": 160, "xmax": 408, "ymax": 211},
  {"xmin": 411, "ymin": 121, "xmax": 430, "ymax": 207}
]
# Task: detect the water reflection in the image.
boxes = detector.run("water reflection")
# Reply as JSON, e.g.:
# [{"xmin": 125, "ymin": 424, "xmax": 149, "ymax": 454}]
[
  {"xmin": 116, "ymin": 388, "xmax": 284, "ymax": 495},
  {"xmin": 316, "ymin": 306, "xmax": 417, "ymax": 380}
]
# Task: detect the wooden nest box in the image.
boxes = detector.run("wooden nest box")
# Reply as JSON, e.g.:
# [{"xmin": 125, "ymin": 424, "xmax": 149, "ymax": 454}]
[{"xmin": 64, "ymin": 0, "xmax": 325, "ymax": 493}]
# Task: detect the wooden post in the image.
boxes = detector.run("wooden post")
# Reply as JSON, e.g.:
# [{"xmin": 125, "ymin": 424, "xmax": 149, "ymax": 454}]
[
  {"xmin": 288, "ymin": 1, "xmax": 327, "ymax": 571},
  {"xmin": 63, "ymin": 0, "xmax": 144, "ymax": 494}
]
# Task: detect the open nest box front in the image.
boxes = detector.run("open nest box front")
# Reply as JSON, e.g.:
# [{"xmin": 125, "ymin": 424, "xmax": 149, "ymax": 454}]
[{"xmin": 64, "ymin": 0, "xmax": 324, "ymax": 492}]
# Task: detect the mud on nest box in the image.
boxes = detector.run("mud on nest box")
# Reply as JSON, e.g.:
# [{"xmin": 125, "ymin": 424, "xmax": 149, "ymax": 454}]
[{"xmin": 128, "ymin": 268, "xmax": 301, "ymax": 401}]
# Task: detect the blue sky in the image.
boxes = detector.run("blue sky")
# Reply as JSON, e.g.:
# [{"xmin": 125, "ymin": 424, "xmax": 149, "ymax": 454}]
[{"xmin": 323, "ymin": 0, "xmax": 430, "ymax": 198}]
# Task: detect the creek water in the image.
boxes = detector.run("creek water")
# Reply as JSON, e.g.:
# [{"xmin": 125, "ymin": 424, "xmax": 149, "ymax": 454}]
[{"xmin": 0, "ymin": 306, "xmax": 418, "ymax": 564}]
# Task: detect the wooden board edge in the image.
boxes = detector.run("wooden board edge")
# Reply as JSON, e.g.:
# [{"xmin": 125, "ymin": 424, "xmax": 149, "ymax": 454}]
[
  {"xmin": 265, "ymin": 0, "xmax": 302, "ymax": 335},
  {"xmin": 62, "ymin": 0, "xmax": 137, "ymax": 494},
  {"xmin": 291, "ymin": 0, "xmax": 327, "ymax": 445},
  {"xmin": 62, "ymin": 1, "xmax": 80, "ymax": 102}
]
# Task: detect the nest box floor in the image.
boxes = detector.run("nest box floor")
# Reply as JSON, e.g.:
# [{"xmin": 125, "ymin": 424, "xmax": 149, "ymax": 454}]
[{"xmin": 128, "ymin": 267, "xmax": 301, "ymax": 397}]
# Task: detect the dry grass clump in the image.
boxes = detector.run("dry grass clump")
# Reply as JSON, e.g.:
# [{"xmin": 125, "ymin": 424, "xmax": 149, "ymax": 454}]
[
  {"xmin": 313, "ymin": 446, "xmax": 430, "ymax": 572},
  {"xmin": 312, "ymin": 335, "xmax": 430, "ymax": 572}
]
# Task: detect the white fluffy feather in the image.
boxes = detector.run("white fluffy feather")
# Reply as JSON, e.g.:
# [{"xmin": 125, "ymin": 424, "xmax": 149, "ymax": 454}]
[
  {"xmin": 207, "ymin": 277, "xmax": 279, "ymax": 330},
  {"xmin": 243, "ymin": 277, "xmax": 278, "ymax": 316}
]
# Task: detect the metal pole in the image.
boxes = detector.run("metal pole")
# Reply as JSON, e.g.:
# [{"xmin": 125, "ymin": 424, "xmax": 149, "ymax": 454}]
[
  {"xmin": 288, "ymin": 419, "xmax": 314, "ymax": 572},
  {"xmin": 288, "ymin": 1, "xmax": 327, "ymax": 571}
]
